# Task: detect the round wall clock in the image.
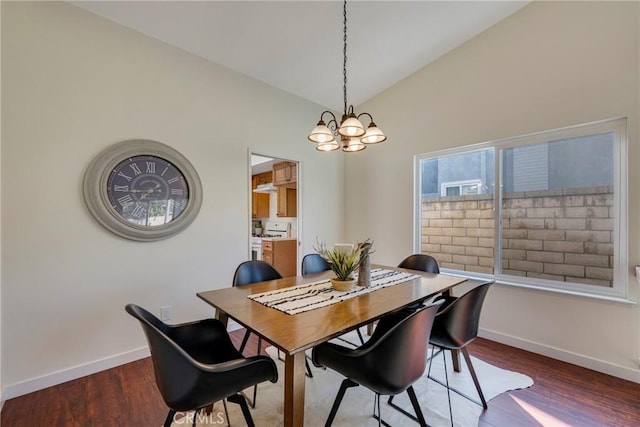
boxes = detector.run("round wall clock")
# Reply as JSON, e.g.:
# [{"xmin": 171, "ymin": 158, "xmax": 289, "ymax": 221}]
[{"xmin": 83, "ymin": 139, "xmax": 203, "ymax": 241}]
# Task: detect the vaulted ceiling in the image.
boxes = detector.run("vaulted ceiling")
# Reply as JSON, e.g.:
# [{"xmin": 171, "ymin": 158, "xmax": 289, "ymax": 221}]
[{"xmin": 70, "ymin": 1, "xmax": 529, "ymax": 111}]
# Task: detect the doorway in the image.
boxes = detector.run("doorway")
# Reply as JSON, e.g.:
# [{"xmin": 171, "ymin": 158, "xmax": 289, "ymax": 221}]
[{"xmin": 249, "ymin": 152, "xmax": 300, "ymax": 277}]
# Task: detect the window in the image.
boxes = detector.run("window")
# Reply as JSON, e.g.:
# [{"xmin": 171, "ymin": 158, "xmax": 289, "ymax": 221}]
[
  {"xmin": 441, "ymin": 180, "xmax": 483, "ymax": 196},
  {"xmin": 414, "ymin": 118, "xmax": 628, "ymax": 300}
]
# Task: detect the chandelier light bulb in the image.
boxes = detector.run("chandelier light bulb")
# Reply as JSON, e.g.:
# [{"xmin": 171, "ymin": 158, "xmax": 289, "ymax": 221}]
[
  {"xmin": 338, "ymin": 115, "xmax": 365, "ymax": 137},
  {"xmin": 308, "ymin": 122, "xmax": 336, "ymax": 144},
  {"xmin": 316, "ymin": 134, "xmax": 331, "ymax": 143},
  {"xmin": 342, "ymin": 137, "xmax": 365, "ymax": 152},
  {"xmin": 317, "ymin": 141, "xmax": 340, "ymax": 152},
  {"xmin": 361, "ymin": 123, "xmax": 387, "ymax": 144}
]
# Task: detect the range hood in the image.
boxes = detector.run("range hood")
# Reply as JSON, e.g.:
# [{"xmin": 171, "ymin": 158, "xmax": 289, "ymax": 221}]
[{"xmin": 253, "ymin": 183, "xmax": 277, "ymax": 193}]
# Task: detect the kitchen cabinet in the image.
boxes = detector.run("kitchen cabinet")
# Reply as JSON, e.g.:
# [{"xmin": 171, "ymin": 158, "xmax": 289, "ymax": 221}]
[
  {"xmin": 255, "ymin": 171, "xmax": 272, "ymax": 186},
  {"xmin": 262, "ymin": 239, "xmax": 297, "ymax": 277},
  {"xmin": 273, "ymin": 161, "xmax": 297, "ymax": 186},
  {"xmin": 252, "ymin": 171, "xmax": 271, "ymax": 218},
  {"xmin": 277, "ymin": 186, "xmax": 297, "ymax": 217}
]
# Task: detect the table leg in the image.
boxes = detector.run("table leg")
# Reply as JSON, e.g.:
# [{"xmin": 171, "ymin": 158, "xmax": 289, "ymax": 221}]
[
  {"xmin": 215, "ymin": 309, "xmax": 229, "ymax": 328},
  {"xmin": 283, "ymin": 351, "xmax": 306, "ymax": 427},
  {"xmin": 441, "ymin": 289, "xmax": 461, "ymax": 372}
]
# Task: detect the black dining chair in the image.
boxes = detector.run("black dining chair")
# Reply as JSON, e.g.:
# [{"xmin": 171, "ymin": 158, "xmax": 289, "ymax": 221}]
[
  {"xmin": 397, "ymin": 253, "xmax": 441, "ymax": 314},
  {"xmin": 397, "ymin": 253, "xmax": 440, "ymax": 274},
  {"xmin": 311, "ymin": 302, "xmax": 442, "ymax": 427},
  {"xmin": 427, "ymin": 281, "xmax": 495, "ymax": 423},
  {"xmin": 125, "ymin": 304, "xmax": 278, "ymax": 427},
  {"xmin": 232, "ymin": 260, "xmax": 282, "ymax": 406},
  {"xmin": 367, "ymin": 253, "xmax": 441, "ymax": 339},
  {"xmin": 301, "ymin": 253, "xmax": 331, "ymax": 275}
]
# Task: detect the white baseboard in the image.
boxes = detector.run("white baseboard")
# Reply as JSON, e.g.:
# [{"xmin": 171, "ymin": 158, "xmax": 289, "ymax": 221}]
[
  {"xmin": 479, "ymin": 328, "xmax": 640, "ymax": 383},
  {"xmin": 2, "ymin": 347, "xmax": 150, "ymax": 401},
  {"xmin": 3, "ymin": 323, "xmax": 246, "ymax": 401}
]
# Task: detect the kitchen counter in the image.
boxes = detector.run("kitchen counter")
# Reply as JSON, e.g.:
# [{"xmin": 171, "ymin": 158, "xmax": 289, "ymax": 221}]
[
  {"xmin": 261, "ymin": 238, "xmax": 297, "ymax": 277},
  {"xmin": 259, "ymin": 237, "xmax": 297, "ymax": 241}
]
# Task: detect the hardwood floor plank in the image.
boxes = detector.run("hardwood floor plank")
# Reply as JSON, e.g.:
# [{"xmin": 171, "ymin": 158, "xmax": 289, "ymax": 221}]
[{"xmin": 1, "ymin": 331, "xmax": 638, "ymax": 427}]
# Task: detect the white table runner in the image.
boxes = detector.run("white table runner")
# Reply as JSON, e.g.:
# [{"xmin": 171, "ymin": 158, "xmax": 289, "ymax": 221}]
[{"xmin": 247, "ymin": 268, "xmax": 422, "ymax": 315}]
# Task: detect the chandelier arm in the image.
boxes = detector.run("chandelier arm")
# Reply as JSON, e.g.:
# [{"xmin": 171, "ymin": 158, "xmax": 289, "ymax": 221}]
[
  {"xmin": 356, "ymin": 112, "xmax": 374, "ymax": 126},
  {"xmin": 319, "ymin": 110, "xmax": 339, "ymax": 136},
  {"xmin": 326, "ymin": 118, "xmax": 339, "ymax": 135},
  {"xmin": 320, "ymin": 110, "xmax": 338, "ymax": 124}
]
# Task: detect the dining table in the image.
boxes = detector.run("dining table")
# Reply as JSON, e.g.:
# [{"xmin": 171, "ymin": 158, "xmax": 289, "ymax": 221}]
[{"xmin": 197, "ymin": 264, "xmax": 466, "ymax": 427}]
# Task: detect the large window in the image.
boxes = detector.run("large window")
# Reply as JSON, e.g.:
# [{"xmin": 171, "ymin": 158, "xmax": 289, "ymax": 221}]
[{"xmin": 414, "ymin": 118, "xmax": 628, "ymax": 299}]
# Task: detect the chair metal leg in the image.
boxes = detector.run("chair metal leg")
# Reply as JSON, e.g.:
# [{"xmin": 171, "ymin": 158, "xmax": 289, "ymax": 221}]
[
  {"xmin": 192, "ymin": 408, "xmax": 199, "ymax": 427},
  {"xmin": 227, "ymin": 393, "xmax": 255, "ymax": 427},
  {"xmin": 407, "ymin": 385, "xmax": 428, "ymax": 427},
  {"xmin": 238, "ymin": 334, "xmax": 260, "ymax": 408},
  {"xmin": 375, "ymin": 394, "xmax": 382, "ymax": 427},
  {"xmin": 238, "ymin": 330, "xmax": 251, "ymax": 353},
  {"xmin": 442, "ymin": 346, "xmax": 453, "ymax": 427},
  {"xmin": 356, "ymin": 327, "xmax": 366, "ymax": 345},
  {"xmin": 427, "ymin": 346, "xmax": 487, "ymax": 409},
  {"xmin": 163, "ymin": 409, "xmax": 176, "ymax": 427},
  {"xmin": 386, "ymin": 387, "xmax": 428, "ymax": 426},
  {"xmin": 461, "ymin": 346, "xmax": 488, "ymax": 409},
  {"xmin": 222, "ymin": 399, "xmax": 230, "ymax": 427},
  {"xmin": 372, "ymin": 392, "xmax": 399, "ymax": 427},
  {"xmin": 305, "ymin": 358, "xmax": 313, "ymax": 378},
  {"xmin": 325, "ymin": 378, "xmax": 358, "ymax": 427}
]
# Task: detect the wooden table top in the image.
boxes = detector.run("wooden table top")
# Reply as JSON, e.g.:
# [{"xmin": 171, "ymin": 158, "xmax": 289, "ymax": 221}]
[{"xmin": 197, "ymin": 265, "xmax": 465, "ymax": 355}]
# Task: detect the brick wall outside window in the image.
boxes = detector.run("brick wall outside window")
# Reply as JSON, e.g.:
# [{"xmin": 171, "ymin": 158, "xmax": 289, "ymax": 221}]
[{"xmin": 421, "ymin": 186, "xmax": 614, "ymax": 287}]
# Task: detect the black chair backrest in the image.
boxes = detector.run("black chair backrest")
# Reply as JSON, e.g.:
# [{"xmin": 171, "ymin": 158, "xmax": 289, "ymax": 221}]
[
  {"xmin": 125, "ymin": 304, "xmax": 205, "ymax": 410},
  {"xmin": 301, "ymin": 253, "xmax": 330, "ymax": 275},
  {"xmin": 233, "ymin": 260, "xmax": 282, "ymax": 286},
  {"xmin": 397, "ymin": 254, "xmax": 440, "ymax": 274},
  {"xmin": 351, "ymin": 303, "xmax": 440, "ymax": 395},
  {"xmin": 434, "ymin": 281, "xmax": 494, "ymax": 348}
]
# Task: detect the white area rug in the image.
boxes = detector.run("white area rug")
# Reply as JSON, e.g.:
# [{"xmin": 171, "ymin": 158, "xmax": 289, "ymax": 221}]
[{"xmin": 171, "ymin": 330, "xmax": 533, "ymax": 427}]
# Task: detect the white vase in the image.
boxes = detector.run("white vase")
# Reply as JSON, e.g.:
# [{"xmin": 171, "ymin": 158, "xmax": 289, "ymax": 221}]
[{"xmin": 330, "ymin": 277, "xmax": 356, "ymax": 292}]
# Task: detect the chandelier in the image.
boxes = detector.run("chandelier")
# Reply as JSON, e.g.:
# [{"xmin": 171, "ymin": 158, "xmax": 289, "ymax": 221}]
[{"xmin": 307, "ymin": 0, "xmax": 387, "ymax": 152}]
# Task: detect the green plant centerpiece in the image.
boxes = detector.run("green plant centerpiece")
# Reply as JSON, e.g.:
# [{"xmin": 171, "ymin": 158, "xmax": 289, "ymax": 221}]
[{"xmin": 315, "ymin": 239, "xmax": 374, "ymax": 291}]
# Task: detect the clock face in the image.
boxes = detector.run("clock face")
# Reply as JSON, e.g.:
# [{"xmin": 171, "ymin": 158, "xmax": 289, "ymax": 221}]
[
  {"xmin": 83, "ymin": 139, "xmax": 203, "ymax": 241},
  {"xmin": 106, "ymin": 155, "xmax": 189, "ymax": 227}
]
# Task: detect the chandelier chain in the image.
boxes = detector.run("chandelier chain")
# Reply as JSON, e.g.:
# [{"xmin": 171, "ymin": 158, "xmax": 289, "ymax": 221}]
[
  {"xmin": 306, "ymin": 0, "xmax": 386, "ymax": 151},
  {"xmin": 343, "ymin": 0, "xmax": 348, "ymax": 115}
]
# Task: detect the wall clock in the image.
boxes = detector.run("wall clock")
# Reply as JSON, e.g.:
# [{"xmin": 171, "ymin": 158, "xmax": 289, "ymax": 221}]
[{"xmin": 83, "ymin": 139, "xmax": 203, "ymax": 241}]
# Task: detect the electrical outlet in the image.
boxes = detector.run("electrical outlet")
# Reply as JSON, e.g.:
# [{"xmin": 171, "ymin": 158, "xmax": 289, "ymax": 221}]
[{"xmin": 160, "ymin": 306, "xmax": 172, "ymax": 321}]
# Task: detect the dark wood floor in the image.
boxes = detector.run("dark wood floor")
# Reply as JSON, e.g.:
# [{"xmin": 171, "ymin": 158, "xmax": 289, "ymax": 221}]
[{"xmin": 2, "ymin": 331, "xmax": 639, "ymax": 427}]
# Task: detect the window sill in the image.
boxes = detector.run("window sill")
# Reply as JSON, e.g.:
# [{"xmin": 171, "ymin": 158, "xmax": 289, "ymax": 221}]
[{"xmin": 440, "ymin": 269, "xmax": 636, "ymax": 305}]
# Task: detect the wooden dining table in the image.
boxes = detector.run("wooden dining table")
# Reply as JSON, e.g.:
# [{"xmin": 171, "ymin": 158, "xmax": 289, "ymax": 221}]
[{"xmin": 197, "ymin": 265, "xmax": 466, "ymax": 427}]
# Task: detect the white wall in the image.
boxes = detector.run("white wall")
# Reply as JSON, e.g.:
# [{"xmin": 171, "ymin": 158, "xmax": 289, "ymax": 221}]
[
  {"xmin": 345, "ymin": 1, "xmax": 640, "ymax": 381},
  {"xmin": 0, "ymin": 1, "xmax": 344, "ymax": 397}
]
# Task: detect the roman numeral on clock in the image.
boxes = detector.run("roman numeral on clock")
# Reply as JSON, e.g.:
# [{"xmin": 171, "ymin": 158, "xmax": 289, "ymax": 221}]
[
  {"xmin": 129, "ymin": 163, "xmax": 142, "ymax": 176},
  {"xmin": 117, "ymin": 194, "xmax": 134, "ymax": 208},
  {"xmin": 131, "ymin": 204, "xmax": 145, "ymax": 218}
]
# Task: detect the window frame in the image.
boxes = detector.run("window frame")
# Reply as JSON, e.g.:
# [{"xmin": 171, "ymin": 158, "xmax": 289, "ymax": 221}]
[{"xmin": 413, "ymin": 117, "xmax": 629, "ymax": 301}]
